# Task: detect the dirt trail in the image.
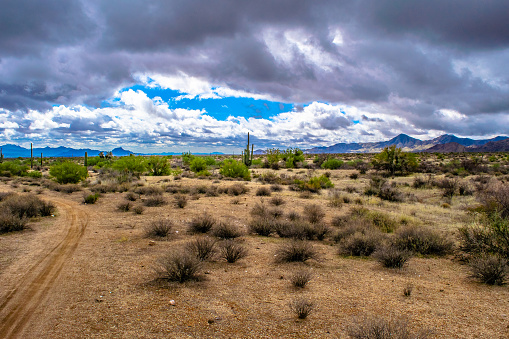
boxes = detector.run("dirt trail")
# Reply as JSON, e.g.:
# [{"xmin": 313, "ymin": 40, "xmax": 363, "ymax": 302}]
[{"xmin": 0, "ymin": 198, "xmax": 88, "ymax": 339}]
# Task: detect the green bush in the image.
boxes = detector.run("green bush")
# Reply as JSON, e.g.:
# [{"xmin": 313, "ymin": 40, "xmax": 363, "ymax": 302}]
[
  {"xmin": 190, "ymin": 157, "xmax": 208, "ymax": 173},
  {"xmin": 49, "ymin": 161, "xmax": 88, "ymax": 184},
  {"xmin": 112, "ymin": 156, "xmax": 147, "ymax": 177},
  {"xmin": 294, "ymin": 174, "xmax": 334, "ymax": 192},
  {"xmin": 0, "ymin": 161, "xmax": 29, "ymax": 177},
  {"xmin": 219, "ymin": 159, "xmax": 251, "ymax": 180},
  {"xmin": 83, "ymin": 193, "xmax": 100, "ymax": 204},
  {"xmin": 321, "ymin": 158, "xmax": 344, "ymax": 170},
  {"xmin": 147, "ymin": 156, "xmax": 172, "ymax": 176}
]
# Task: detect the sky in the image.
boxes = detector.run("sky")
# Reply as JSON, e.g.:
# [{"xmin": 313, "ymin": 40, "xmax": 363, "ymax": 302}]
[{"xmin": 0, "ymin": 0, "xmax": 508, "ymax": 153}]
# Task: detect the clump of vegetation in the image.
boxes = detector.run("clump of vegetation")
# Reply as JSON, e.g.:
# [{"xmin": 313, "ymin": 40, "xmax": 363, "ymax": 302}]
[
  {"xmin": 212, "ymin": 222, "xmax": 242, "ymax": 239},
  {"xmin": 188, "ymin": 213, "xmax": 216, "ymax": 233},
  {"xmin": 468, "ymin": 254, "xmax": 508, "ymax": 285},
  {"xmin": 227, "ymin": 183, "xmax": 249, "ymax": 196},
  {"xmin": 49, "ymin": 161, "xmax": 88, "ymax": 184},
  {"xmin": 337, "ymin": 228, "xmax": 385, "ymax": 257},
  {"xmin": 255, "ymin": 186, "xmax": 272, "ymax": 196},
  {"xmin": 290, "ymin": 269, "xmax": 313, "ymax": 288},
  {"xmin": 321, "ymin": 157, "xmax": 344, "ymax": 170},
  {"xmin": 83, "ymin": 193, "xmax": 100, "ymax": 204},
  {"xmin": 303, "ymin": 203, "xmax": 325, "ymax": 224},
  {"xmin": 147, "ymin": 156, "xmax": 172, "ymax": 176},
  {"xmin": 145, "ymin": 219, "xmax": 173, "ymax": 239},
  {"xmin": 135, "ymin": 186, "xmax": 163, "ymax": 196},
  {"xmin": 372, "ymin": 145, "xmax": 418, "ymax": 176},
  {"xmin": 133, "ymin": 205, "xmax": 144, "ymax": 214},
  {"xmin": 275, "ymin": 240, "xmax": 319, "ymax": 263},
  {"xmin": 289, "ymin": 298, "xmax": 314, "ymax": 319},
  {"xmin": 395, "ymin": 225, "xmax": 454, "ymax": 256},
  {"xmin": 248, "ymin": 216, "xmax": 274, "ymax": 236},
  {"xmin": 293, "ymin": 174, "xmax": 334, "ymax": 192},
  {"xmin": 269, "ymin": 195, "xmax": 285, "ymax": 206},
  {"xmin": 219, "ymin": 239, "xmax": 248, "ymax": 263},
  {"xmin": 143, "ymin": 196, "xmax": 167, "ymax": 207},
  {"xmin": 185, "ymin": 237, "xmax": 216, "ymax": 261},
  {"xmin": 0, "ymin": 212, "xmax": 28, "ymax": 233},
  {"xmin": 174, "ymin": 194, "xmax": 188, "ymax": 208},
  {"xmin": 117, "ymin": 201, "xmax": 132, "ymax": 212},
  {"xmin": 372, "ymin": 245, "xmax": 412, "ymax": 269},
  {"xmin": 124, "ymin": 191, "xmax": 138, "ymax": 201},
  {"xmin": 347, "ymin": 315, "xmax": 431, "ymax": 339},
  {"xmin": 220, "ymin": 159, "xmax": 251, "ymax": 180},
  {"xmin": 364, "ymin": 176, "xmax": 403, "ymax": 202},
  {"xmin": 1, "ymin": 193, "xmax": 55, "ymax": 219},
  {"xmin": 155, "ymin": 251, "xmax": 202, "ymax": 283}
]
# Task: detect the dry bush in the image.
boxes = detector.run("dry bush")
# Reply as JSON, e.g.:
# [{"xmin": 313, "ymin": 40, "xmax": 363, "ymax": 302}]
[
  {"xmin": 275, "ymin": 240, "xmax": 319, "ymax": 263},
  {"xmin": 290, "ymin": 269, "xmax": 313, "ymax": 288},
  {"xmin": 0, "ymin": 192, "xmax": 15, "ymax": 202},
  {"xmin": 1, "ymin": 194, "xmax": 55, "ymax": 218},
  {"xmin": 117, "ymin": 201, "xmax": 132, "ymax": 212},
  {"xmin": 395, "ymin": 226, "xmax": 454, "ymax": 256},
  {"xmin": 133, "ymin": 205, "xmax": 144, "ymax": 214},
  {"xmin": 270, "ymin": 184, "xmax": 283, "ymax": 192},
  {"xmin": 0, "ymin": 212, "xmax": 28, "ymax": 233},
  {"xmin": 303, "ymin": 203, "xmax": 325, "ymax": 224},
  {"xmin": 299, "ymin": 191, "xmax": 313, "ymax": 199},
  {"xmin": 366, "ymin": 211, "xmax": 398, "ymax": 233},
  {"xmin": 372, "ymin": 245, "xmax": 412, "ymax": 269},
  {"xmin": 124, "ymin": 191, "xmax": 138, "ymax": 201},
  {"xmin": 188, "ymin": 213, "xmax": 216, "ymax": 233},
  {"xmin": 53, "ymin": 184, "xmax": 82, "ymax": 194},
  {"xmin": 458, "ymin": 212, "xmax": 509, "ymax": 258},
  {"xmin": 135, "ymin": 186, "xmax": 163, "ymax": 195},
  {"xmin": 478, "ymin": 182, "xmax": 509, "ymax": 218},
  {"xmin": 287, "ymin": 210, "xmax": 301, "ymax": 221},
  {"xmin": 289, "ymin": 298, "xmax": 314, "ymax": 319},
  {"xmin": 174, "ymin": 194, "xmax": 188, "ymax": 208},
  {"xmin": 468, "ymin": 255, "xmax": 508, "ymax": 285},
  {"xmin": 347, "ymin": 315, "xmax": 432, "ymax": 339},
  {"xmin": 205, "ymin": 186, "xmax": 219, "ymax": 197},
  {"xmin": 269, "ymin": 195, "xmax": 285, "ymax": 206},
  {"xmin": 250, "ymin": 201, "xmax": 269, "ymax": 217},
  {"xmin": 212, "ymin": 222, "xmax": 242, "ymax": 239},
  {"xmin": 248, "ymin": 216, "xmax": 274, "ymax": 236},
  {"xmin": 219, "ymin": 239, "xmax": 248, "ymax": 263},
  {"xmin": 328, "ymin": 190, "xmax": 344, "ymax": 208},
  {"xmin": 145, "ymin": 219, "xmax": 173, "ymax": 239},
  {"xmin": 185, "ymin": 237, "xmax": 216, "ymax": 261},
  {"xmin": 338, "ymin": 229, "xmax": 385, "ymax": 257},
  {"xmin": 143, "ymin": 196, "xmax": 167, "ymax": 207},
  {"xmin": 256, "ymin": 186, "xmax": 272, "ymax": 196},
  {"xmin": 155, "ymin": 251, "xmax": 202, "ymax": 283},
  {"xmin": 227, "ymin": 183, "xmax": 249, "ymax": 196}
]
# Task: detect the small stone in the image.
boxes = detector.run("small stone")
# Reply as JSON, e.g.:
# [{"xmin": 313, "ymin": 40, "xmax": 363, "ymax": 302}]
[
  {"xmin": 169, "ymin": 300, "xmax": 176, "ymax": 306},
  {"xmin": 207, "ymin": 319, "xmax": 215, "ymax": 324},
  {"xmin": 148, "ymin": 241, "xmax": 156, "ymax": 246}
]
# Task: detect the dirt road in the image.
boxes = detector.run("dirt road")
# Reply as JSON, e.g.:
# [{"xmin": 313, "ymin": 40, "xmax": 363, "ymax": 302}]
[{"xmin": 0, "ymin": 198, "xmax": 88, "ymax": 338}]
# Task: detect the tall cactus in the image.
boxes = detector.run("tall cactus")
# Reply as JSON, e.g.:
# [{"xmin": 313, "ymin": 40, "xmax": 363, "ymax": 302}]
[
  {"xmin": 0, "ymin": 148, "xmax": 3, "ymax": 163},
  {"xmin": 243, "ymin": 132, "xmax": 253, "ymax": 166},
  {"xmin": 84, "ymin": 152, "xmax": 88, "ymax": 167},
  {"xmin": 40, "ymin": 153, "xmax": 43, "ymax": 167},
  {"xmin": 30, "ymin": 143, "xmax": 33, "ymax": 169}
]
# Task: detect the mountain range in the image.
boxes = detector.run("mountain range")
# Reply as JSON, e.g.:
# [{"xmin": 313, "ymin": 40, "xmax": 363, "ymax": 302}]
[
  {"xmin": 304, "ymin": 134, "xmax": 509, "ymax": 154},
  {"xmin": 1, "ymin": 133, "xmax": 508, "ymax": 158}
]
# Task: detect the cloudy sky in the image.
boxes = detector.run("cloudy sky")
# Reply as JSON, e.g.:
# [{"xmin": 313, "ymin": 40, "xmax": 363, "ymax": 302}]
[{"xmin": 1, "ymin": 0, "xmax": 508, "ymax": 153}]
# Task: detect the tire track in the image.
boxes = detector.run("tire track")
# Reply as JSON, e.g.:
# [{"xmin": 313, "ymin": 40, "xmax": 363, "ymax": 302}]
[{"xmin": 0, "ymin": 199, "xmax": 88, "ymax": 338}]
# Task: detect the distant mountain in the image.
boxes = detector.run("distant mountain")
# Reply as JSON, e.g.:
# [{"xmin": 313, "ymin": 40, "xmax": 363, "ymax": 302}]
[
  {"xmin": 424, "ymin": 142, "xmax": 467, "ymax": 153},
  {"xmin": 305, "ymin": 134, "xmax": 509, "ymax": 154},
  {"xmin": 111, "ymin": 147, "xmax": 133, "ymax": 156},
  {"xmin": 0, "ymin": 144, "xmax": 135, "ymax": 158},
  {"xmin": 469, "ymin": 138, "xmax": 509, "ymax": 152}
]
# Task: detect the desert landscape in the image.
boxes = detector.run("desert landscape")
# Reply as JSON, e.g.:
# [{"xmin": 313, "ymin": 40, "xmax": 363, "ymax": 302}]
[{"xmin": 1, "ymin": 151, "xmax": 508, "ymax": 338}]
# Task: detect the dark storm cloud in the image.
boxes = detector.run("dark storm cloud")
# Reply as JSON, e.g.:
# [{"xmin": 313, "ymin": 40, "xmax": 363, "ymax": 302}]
[{"xmin": 0, "ymin": 0, "xmax": 508, "ymax": 145}]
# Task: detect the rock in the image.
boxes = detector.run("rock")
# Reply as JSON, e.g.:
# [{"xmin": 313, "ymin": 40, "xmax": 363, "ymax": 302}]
[
  {"xmin": 148, "ymin": 241, "xmax": 156, "ymax": 246},
  {"xmin": 169, "ymin": 299, "xmax": 176, "ymax": 306}
]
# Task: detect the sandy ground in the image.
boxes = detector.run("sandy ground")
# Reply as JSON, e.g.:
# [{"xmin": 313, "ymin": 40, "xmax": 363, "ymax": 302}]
[{"xmin": 0, "ymin": 172, "xmax": 508, "ymax": 338}]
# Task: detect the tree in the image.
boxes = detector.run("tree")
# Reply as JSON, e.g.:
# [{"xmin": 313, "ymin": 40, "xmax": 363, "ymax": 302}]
[
  {"xmin": 372, "ymin": 145, "xmax": 418, "ymax": 176},
  {"xmin": 147, "ymin": 156, "xmax": 172, "ymax": 176},
  {"xmin": 49, "ymin": 161, "xmax": 88, "ymax": 184},
  {"xmin": 112, "ymin": 156, "xmax": 147, "ymax": 178}
]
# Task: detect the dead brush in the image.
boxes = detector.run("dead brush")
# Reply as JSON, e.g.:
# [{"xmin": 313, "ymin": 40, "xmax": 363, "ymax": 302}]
[
  {"xmin": 188, "ymin": 213, "xmax": 216, "ymax": 233},
  {"xmin": 155, "ymin": 251, "xmax": 202, "ymax": 283},
  {"xmin": 145, "ymin": 219, "xmax": 173, "ymax": 239},
  {"xmin": 303, "ymin": 203, "xmax": 325, "ymax": 224},
  {"xmin": 290, "ymin": 269, "xmax": 313, "ymax": 288},
  {"xmin": 289, "ymin": 298, "xmax": 314, "ymax": 319},
  {"xmin": 256, "ymin": 186, "xmax": 272, "ymax": 196},
  {"xmin": 174, "ymin": 194, "xmax": 188, "ymax": 208},
  {"xmin": 143, "ymin": 196, "xmax": 167, "ymax": 207},
  {"xmin": 347, "ymin": 315, "xmax": 432, "ymax": 339},
  {"xmin": 219, "ymin": 239, "xmax": 248, "ymax": 263},
  {"xmin": 269, "ymin": 195, "xmax": 285, "ymax": 206},
  {"xmin": 275, "ymin": 240, "xmax": 319, "ymax": 263},
  {"xmin": 185, "ymin": 237, "xmax": 217, "ymax": 261},
  {"xmin": 212, "ymin": 222, "xmax": 242, "ymax": 239}
]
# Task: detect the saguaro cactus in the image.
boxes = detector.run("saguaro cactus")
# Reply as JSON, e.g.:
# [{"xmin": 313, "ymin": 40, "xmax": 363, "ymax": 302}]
[
  {"xmin": 243, "ymin": 132, "xmax": 253, "ymax": 167},
  {"xmin": 40, "ymin": 153, "xmax": 43, "ymax": 166},
  {"xmin": 30, "ymin": 143, "xmax": 33, "ymax": 169},
  {"xmin": 0, "ymin": 148, "xmax": 3, "ymax": 163},
  {"xmin": 84, "ymin": 152, "xmax": 88, "ymax": 167}
]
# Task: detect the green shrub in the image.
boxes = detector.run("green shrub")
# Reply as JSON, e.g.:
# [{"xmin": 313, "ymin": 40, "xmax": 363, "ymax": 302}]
[
  {"xmin": 190, "ymin": 157, "xmax": 208, "ymax": 173},
  {"xmin": 459, "ymin": 212, "xmax": 509, "ymax": 258},
  {"xmin": 0, "ymin": 161, "xmax": 29, "ymax": 177},
  {"xmin": 112, "ymin": 156, "xmax": 147, "ymax": 178},
  {"xmin": 321, "ymin": 158, "xmax": 344, "ymax": 170},
  {"xmin": 147, "ymin": 156, "xmax": 172, "ymax": 176},
  {"xmin": 49, "ymin": 161, "xmax": 88, "ymax": 184},
  {"xmin": 219, "ymin": 159, "xmax": 251, "ymax": 180}
]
